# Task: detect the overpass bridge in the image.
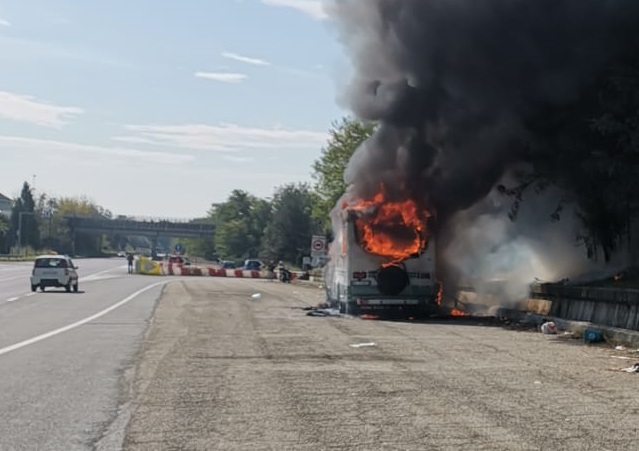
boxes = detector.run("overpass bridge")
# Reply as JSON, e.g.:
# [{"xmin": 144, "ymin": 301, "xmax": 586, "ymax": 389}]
[{"xmin": 65, "ymin": 215, "xmax": 215, "ymax": 255}]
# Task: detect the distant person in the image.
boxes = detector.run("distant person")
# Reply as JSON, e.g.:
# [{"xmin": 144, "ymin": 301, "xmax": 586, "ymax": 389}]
[
  {"xmin": 267, "ymin": 261, "xmax": 276, "ymax": 281},
  {"xmin": 127, "ymin": 253, "xmax": 134, "ymax": 274},
  {"xmin": 278, "ymin": 261, "xmax": 291, "ymax": 283}
]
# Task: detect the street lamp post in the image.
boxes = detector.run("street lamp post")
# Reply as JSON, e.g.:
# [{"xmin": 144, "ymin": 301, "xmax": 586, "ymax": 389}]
[
  {"xmin": 18, "ymin": 211, "xmax": 36, "ymax": 254},
  {"xmin": 43, "ymin": 208, "xmax": 53, "ymax": 239}
]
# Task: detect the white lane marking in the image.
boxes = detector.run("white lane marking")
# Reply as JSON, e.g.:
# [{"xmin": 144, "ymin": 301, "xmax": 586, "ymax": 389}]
[
  {"xmin": 0, "ymin": 281, "xmax": 168, "ymax": 357},
  {"xmin": 0, "ymin": 276, "xmax": 23, "ymax": 283},
  {"xmin": 84, "ymin": 266, "xmax": 127, "ymax": 279},
  {"xmin": 7, "ymin": 293, "xmax": 38, "ymax": 302}
]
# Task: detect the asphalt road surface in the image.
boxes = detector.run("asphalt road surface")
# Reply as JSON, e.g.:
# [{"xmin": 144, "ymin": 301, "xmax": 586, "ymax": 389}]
[
  {"xmin": 3, "ymin": 270, "xmax": 639, "ymax": 451},
  {"xmin": 0, "ymin": 258, "xmax": 167, "ymax": 451},
  {"xmin": 114, "ymin": 278, "xmax": 639, "ymax": 451}
]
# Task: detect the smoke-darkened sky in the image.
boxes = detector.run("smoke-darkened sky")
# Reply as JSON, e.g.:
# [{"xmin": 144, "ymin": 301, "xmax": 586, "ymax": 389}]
[{"xmin": 331, "ymin": 0, "xmax": 639, "ymax": 219}]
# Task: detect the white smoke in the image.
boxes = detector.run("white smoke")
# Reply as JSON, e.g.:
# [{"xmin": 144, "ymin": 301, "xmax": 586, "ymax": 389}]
[{"xmin": 441, "ymin": 174, "xmax": 628, "ymax": 307}]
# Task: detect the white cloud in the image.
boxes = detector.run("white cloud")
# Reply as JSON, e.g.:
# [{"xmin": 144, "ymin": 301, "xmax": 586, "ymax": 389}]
[
  {"xmin": 0, "ymin": 90, "xmax": 83, "ymax": 128},
  {"xmin": 222, "ymin": 155, "xmax": 255, "ymax": 163},
  {"xmin": 222, "ymin": 51, "xmax": 271, "ymax": 66},
  {"xmin": 261, "ymin": 0, "xmax": 328, "ymax": 20},
  {"xmin": 0, "ymin": 135, "xmax": 194, "ymax": 165},
  {"xmin": 0, "ymin": 17, "xmax": 10, "ymax": 27},
  {"xmin": 195, "ymin": 71, "xmax": 247, "ymax": 83},
  {"xmin": 114, "ymin": 123, "xmax": 328, "ymax": 152},
  {"xmin": 0, "ymin": 35, "xmax": 131, "ymax": 67}
]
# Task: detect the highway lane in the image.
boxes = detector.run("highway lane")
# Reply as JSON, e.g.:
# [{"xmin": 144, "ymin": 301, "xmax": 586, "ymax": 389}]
[
  {"xmin": 0, "ymin": 260, "xmax": 170, "ymax": 451},
  {"xmin": 0, "ymin": 258, "xmax": 128, "ymax": 303}
]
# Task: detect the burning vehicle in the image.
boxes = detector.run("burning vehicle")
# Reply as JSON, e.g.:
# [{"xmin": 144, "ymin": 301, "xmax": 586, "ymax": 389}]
[
  {"xmin": 320, "ymin": 0, "xmax": 639, "ymax": 317},
  {"xmin": 325, "ymin": 185, "xmax": 441, "ymax": 316}
]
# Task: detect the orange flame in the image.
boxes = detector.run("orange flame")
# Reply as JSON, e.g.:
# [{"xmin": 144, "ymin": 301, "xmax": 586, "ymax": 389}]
[
  {"xmin": 438, "ymin": 282, "xmax": 468, "ymax": 316},
  {"xmin": 347, "ymin": 185, "xmax": 430, "ymax": 264},
  {"xmin": 361, "ymin": 314, "xmax": 380, "ymax": 320},
  {"xmin": 450, "ymin": 308, "xmax": 469, "ymax": 317}
]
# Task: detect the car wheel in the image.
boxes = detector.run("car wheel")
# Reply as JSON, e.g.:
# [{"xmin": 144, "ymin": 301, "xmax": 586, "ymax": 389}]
[
  {"xmin": 65, "ymin": 283, "xmax": 71, "ymax": 293},
  {"xmin": 40, "ymin": 285, "xmax": 46, "ymax": 292},
  {"xmin": 31, "ymin": 284, "xmax": 37, "ymax": 292},
  {"xmin": 73, "ymin": 282, "xmax": 79, "ymax": 293}
]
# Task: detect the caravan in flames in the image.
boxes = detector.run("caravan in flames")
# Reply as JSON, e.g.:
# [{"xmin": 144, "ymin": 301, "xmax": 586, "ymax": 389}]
[
  {"xmin": 348, "ymin": 185, "xmax": 430, "ymax": 265},
  {"xmin": 326, "ymin": 185, "xmax": 441, "ymax": 316}
]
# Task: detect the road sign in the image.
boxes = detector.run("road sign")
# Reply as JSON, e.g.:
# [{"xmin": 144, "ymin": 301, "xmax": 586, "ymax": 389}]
[
  {"xmin": 310, "ymin": 235, "xmax": 327, "ymax": 257},
  {"xmin": 312, "ymin": 255, "xmax": 328, "ymax": 267}
]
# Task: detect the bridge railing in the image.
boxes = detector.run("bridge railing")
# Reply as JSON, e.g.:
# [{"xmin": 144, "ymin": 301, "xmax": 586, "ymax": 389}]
[
  {"xmin": 64, "ymin": 215, "xmax": 215, "ymax": 236},
  {"xmin": 117, "ymin": 216, "xmax": 196, "ymax": 223}
]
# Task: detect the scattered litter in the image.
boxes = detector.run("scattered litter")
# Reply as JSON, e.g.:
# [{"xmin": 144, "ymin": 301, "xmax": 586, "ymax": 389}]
[
  {"xmin": 615, "ymin": 345, "xmax": 626, "ymax": 351},
  {"xmin": 583, "ymin": 328, "xmax": 604, "ymax": 344},
  {"xmin": 305, "ymin": 302, "xmax": 342, "ymax": 317},
  {"xmin": 611, "ymin": 356, "xmax": 632, "ymax": 360},
  {"xmin": 540, "ymin": 321, "xmax": 557, "ymax": 335},
  {"xmin": 307, "ymin": 308, "xmax": 341, "ymax": 317},
  {"xmin": 620, "ymin": 363, "xmax": 639, "ymax": 373},
  {"xmin": 534, "ymin": 380, "xmax": 542, "ymax": 385},
  {"xmin": 350, "ymin": 342, "xmax": 377, "ymax": 348},
  {"xmin": 251, "ymin": 293, "xmax": 262, "ymax": 301}
]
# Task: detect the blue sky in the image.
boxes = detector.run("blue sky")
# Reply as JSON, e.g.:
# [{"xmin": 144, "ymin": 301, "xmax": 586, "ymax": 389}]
[{"xmin": 0, "ymin": 0, "xmax": 349, "ymax": 217}]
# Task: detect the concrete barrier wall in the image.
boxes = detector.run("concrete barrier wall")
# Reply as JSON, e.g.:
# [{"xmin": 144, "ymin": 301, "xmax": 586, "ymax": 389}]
[
  {"xmin": 136, "ymin": 257, "xmax": 163, "ymax": 276},
  {"xmin": 531, "ymin": 284, "xmax": 639, "ymax": 331},
  {"xmin": 139, "ymin": 262, "xmax": 300, "ymax": 280},
  {"xmin": 458, "ymin": 283, "xmax": 639, "ymax": 331}
]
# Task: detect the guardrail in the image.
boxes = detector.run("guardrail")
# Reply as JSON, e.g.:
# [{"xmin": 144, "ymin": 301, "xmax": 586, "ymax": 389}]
[{"xmin": 0, "ymin": 254, "xmax": 30, "ymax": 261}]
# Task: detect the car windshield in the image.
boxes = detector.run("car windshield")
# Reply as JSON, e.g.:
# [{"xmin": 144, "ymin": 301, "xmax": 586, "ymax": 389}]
[{"xmin": 35, "ymin": 258, "xmax": 67, "ymax": 268}]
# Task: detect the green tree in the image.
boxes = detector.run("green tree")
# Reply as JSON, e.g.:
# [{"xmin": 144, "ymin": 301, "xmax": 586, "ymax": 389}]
[
  {"xmin": 37, "ymin": 195, "xmax": 111, "ymax": 255},
  {"xmin": 261, "ymin": 183, "xmax": 317, "ymax": 265},
  {"xmin": 504, "ymin": 46, "xmax": 639, "ymax": 262},
  {"xmin": 0, "ymin": 214, "xmax": 9, "ymax": 253},
  {"xmin": 212, "ymin": 190, "xmax": 272, "ymax": 260},
  {"xmin": 311, "ymin": 116, "xmax": 376, "ymax": 232},
  {"xmin": 10, "ymin": 182, "xmax": 39, "ymax": 250}
]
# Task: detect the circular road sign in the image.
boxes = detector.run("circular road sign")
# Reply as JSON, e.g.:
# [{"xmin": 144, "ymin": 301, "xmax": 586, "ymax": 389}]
[{"xmin": 312, "ymin": 239, "xmax": 325, "ymax": 251}]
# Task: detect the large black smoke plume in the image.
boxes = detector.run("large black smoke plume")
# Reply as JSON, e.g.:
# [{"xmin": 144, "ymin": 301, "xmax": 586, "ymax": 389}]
[{"xmin": 327, "ymin": 0, "xmax": 639, "ymax": 301}]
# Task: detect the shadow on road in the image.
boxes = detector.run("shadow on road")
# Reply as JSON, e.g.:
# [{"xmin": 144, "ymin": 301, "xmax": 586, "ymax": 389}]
[{"xmin": 291, "ymin": 306, "xmax": 520, "ymax": 329}]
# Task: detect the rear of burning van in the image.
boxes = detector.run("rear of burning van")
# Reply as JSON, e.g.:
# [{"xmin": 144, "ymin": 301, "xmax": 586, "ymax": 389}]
[
  {"xmin": 327, "ymin": 211, "xmax": 440, "ymax": 316},
  {"xmin": 348, "ymin": 246, "xmax": 439, "ymax": 316}
]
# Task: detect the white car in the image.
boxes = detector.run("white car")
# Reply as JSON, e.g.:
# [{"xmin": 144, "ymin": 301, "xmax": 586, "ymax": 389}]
[{"xmin": 30, "ymin": 255, "xmax": 79, "ymax": 293}]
